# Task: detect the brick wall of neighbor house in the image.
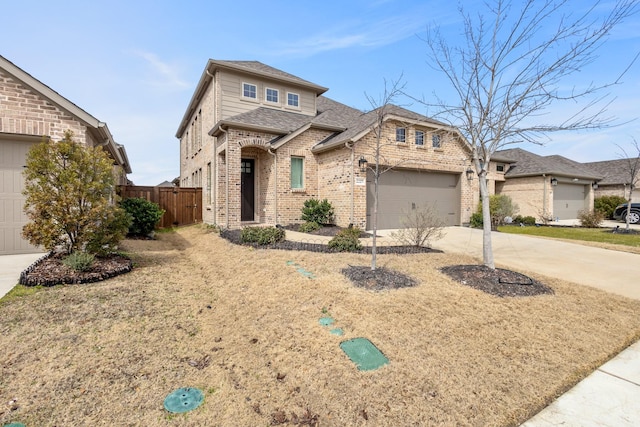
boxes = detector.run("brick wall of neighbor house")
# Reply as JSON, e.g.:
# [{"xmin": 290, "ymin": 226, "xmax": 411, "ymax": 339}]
[
  {"xmin": 486, "ymin": 161, "xmax": 507, "ymax": 196},
  {"xmin": 499, "ymin": 176, "xmax": 551, "ymax": 220},
  {"xmin": 595, "ymin": 185, "xmax": 639, "ymax": 203},
  {"xmin": 0, "ymin": 70, "xmax": 90, "ymax": 144}
]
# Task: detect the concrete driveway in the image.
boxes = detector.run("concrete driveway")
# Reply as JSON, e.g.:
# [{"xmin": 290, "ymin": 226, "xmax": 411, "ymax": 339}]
[
  {"xmin": 0, "ymin": 252, "xmax": 45, "ymax": 299},
  {"xmin": 379, "ymin": 226, "xmax": 640, "ymax": 301}
]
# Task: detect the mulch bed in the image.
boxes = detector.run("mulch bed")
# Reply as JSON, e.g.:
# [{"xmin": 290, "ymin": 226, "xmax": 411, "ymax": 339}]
[
  {"xmin": 441, "ymin": 265, "xmax": 554, "ymax": 298},
  {"xmin": 220, "ymin": 228, "xmax": 438, "ymax": 255},
  {"xmin": 19, "ymin": 252, "xmax": 133, "ymax": 287},
  {"xmin": 342, "ymin": 266, "xmax": 418, "ymax": 291}
]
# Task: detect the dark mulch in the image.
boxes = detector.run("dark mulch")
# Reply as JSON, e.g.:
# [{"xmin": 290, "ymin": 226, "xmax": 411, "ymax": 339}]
[
  {"xmin": 19, "ymin": 252, "xmax": 133, "ymax": 287},
  {"xmin": 282, "ymin": 224, "xmax": 373, "ymax": 238},
  {"xmin": 441, "ymin": 265, "xmax": 554, "ymax": 298},
  {"xmin": 342, "ymin": 265, "xmax": 418, "ymax": 291},
  {"xmin": 220, "ymin": 229, "xmax": 439, "ymax": 255}
]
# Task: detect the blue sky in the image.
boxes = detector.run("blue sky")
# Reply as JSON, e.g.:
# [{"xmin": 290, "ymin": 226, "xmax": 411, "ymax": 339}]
[{"xmin": 2, "ymin": 0, "xmax": 639, "ymax": 185}]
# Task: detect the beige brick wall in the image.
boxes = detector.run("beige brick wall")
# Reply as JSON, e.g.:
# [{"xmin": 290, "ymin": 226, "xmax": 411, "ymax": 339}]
[
  {"xmin": 499, "ymin": 176, "xmax": 551, "ymax": 220},
  {"xmin": 595, "ymin": 185, "xmax": 639, "ymax": 203},
  {"xmin": 1, "ymin": 70, "xmax": 89, "ymax": 144}
]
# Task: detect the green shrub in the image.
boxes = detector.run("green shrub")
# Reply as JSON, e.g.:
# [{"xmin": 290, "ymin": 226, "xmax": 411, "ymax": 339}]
[
  {"xmin": 85, "ymin": 206, "xmax": 132, "ymax": 256},
  {"xmin": 578, "ymin": 209, "xmax": 604, "ymax": 228},
  {"xmin": 301, "ymin": 199, "xmax": 334, "ymax": 225},
  {"xmin": 469, "ymin": 212, "xmax": 483, "ymax": 228},
  {"xmin": 594, "ymin": 195, "xmax": 627, "ymax": 219},
  {"xmin": 522, "ymin": 216, "xmax": 536, "ymax": 226},
  {"xmin": 298, "ymin": 221, "xmax": 320, "ymax": 233},
  {"xmin": 120, "ymin": 198, "xmax": 165, "ymax": 236},
  {"xmin": 62, "ymin": 251, "xmax": 95, "ymax": 272},
  {"xmin": 328, "ymin": 227, "xmax": 363, "ymax": 252},
  {"xmin": 240, "ymin": 226, "xmax": 285, "ymax": 245}
]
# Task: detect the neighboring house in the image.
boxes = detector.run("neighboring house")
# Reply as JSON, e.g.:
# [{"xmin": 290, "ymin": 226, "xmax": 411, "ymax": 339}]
[
  {"xmin": 583, "ymin": 159, "xmax": 639, "ymax": 203},
  {"xmin": 176, "ymin": 59, "xmax": 478, "ymax": 230},
  {"xmin": 0, "ymin": 55, "xmax": 132, "ymax": 255},
  {"xmin": 494, "ymin": 148, "xmax": 601, "ymax": 220}
]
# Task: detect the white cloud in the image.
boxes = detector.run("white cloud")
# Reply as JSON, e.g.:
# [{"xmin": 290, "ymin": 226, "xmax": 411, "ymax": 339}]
[{"xmin": 129, "ymin": 50, "xmax": 190, "ymax": 89}]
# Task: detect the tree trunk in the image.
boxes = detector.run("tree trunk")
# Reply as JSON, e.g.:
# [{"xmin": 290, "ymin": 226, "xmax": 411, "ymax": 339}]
[{"xmin": 479, "ymin": 174, "xmax": 495, "ymax": 269}]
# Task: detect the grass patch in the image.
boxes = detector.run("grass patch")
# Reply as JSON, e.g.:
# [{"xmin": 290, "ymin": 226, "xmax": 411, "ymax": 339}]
[
  {"xmin": 1, "ymin": 225, "xmax": 639, "ymax": 426},
  {"xmin": 0, "ymin": 284, "xmax": 45, "ymax": 306},
  {"xmin": 498, "ymin": 225, "xmax": 640, "ymax": 249}
]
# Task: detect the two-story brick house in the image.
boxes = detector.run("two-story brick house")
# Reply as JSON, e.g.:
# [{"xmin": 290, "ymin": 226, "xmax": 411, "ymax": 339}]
[
  {"xmin": 0, "ymin": 55, "xmax": 132, "ymax": 255},
  {"xmin": 176, "ymin": 59, "xmax": 479, "ymax": 230}
]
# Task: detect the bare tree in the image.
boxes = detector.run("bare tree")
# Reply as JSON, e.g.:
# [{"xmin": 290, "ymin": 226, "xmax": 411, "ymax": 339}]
[
  {"xmin": 617, "ymin": 138, "xmax": 640, "ymax": 231},
  {"xmin": 418, "ymin": 0, "xmax": 638, "ymax": 268}
]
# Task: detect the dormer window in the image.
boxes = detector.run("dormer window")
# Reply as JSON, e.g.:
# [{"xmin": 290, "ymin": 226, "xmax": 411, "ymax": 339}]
[
  {"xmin": 432, "ymin": 134, "xmax": 442, "ymax": 148},
  {"xmin": 287, "ymin": 92, "xmax": 299, "ymax": 107},
  {"xmin": 243, "ymin": 83, "xmax": 257, "ymax": 99},
  {"xmin": 266, "ymin": 87, "xmax": 279, "ymax": 103}
]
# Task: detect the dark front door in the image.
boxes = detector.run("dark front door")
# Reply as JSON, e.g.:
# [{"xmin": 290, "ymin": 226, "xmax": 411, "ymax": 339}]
[{"xmin": 241, "ymin": 159, "xmax": 255, "ymax": 221}]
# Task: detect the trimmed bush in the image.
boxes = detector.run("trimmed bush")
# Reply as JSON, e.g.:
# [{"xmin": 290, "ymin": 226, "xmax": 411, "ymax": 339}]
[
  {"xmin": 328, "ymin": 227, "xmax": 363, "ymax": 252},
  {"xmin": 62, "ymin": 251, "xmax": 95, "ymax": 272},
  {"xmin": 240, "ymin": 226, "xmax": 285, "ymax": 245},
  {"xmin": 578, "ymin": 209, "xmax": 604, "ymax": 228},
  {"xmin": 470, "ymin": 195, "xmax": 518, "ymax": 229},
  {"xmin": 301, "ymin": 199, "xmax": 334, "ymax": 225},
  {"xmin": 470, "ymin": 212, "xmax": 483, "ymax": 228},
  {"xmin": 121, "ymin": 198, "xmax": 165, "ymax": 236},
  {"xmin": 298, "ymin": 221, "xmax": 321, "ymax": 233},
  {"xmin": 595, "ymin": 195, "xmax": 627, "ymax": 219},
  {"xmin": 522, "ymin": 216, "xmax": 536, "ymax": 226}
]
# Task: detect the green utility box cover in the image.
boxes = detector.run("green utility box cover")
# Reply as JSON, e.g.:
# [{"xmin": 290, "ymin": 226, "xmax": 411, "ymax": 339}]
[
  {"xmin": 163, "ymin": 387, "xmax": 204, "ymax": 413},
  {"xmin": 340, "ymin": 338, "xmax": 389, "ymax": 371},
  {"xmin": 319, "ymin": 317, "xmax": 334, "ymax": 326},
  {"xmin": 4, "ymin": 423, "xmax": 26, "ymax": 427}
]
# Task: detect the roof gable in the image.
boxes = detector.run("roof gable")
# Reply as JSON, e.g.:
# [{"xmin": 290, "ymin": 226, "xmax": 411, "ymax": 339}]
[{"xmin": 497, "ymin": 148, "xmax": 600, "ymax": 179}]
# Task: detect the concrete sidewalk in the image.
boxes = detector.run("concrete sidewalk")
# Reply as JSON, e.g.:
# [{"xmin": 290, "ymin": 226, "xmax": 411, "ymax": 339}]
[{"xmin": 0, "ymin": 252, "xmax": 45, "ymax": 299}]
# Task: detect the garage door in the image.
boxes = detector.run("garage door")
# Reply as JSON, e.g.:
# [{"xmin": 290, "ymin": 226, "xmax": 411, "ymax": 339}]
[
  {"xmin": 0, "ymin": 139, "xmax": 40, "ymax": 255},
  {"xmin": 366, "ymin": 169, "xmax": 460, "ymax": 229},
  {"xmin": 553, "ymin": 183, "xmax": 586, "ymax": 220}
]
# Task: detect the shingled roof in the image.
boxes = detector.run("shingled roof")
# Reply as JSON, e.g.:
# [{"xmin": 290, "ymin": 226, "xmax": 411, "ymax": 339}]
[
  {"xmin": 497, "ymin": 148, "xmax": 601, "ymax": 179},
  {"xmin": 583, "ymin": 159, "xmax": 639, "ymax": 185}
]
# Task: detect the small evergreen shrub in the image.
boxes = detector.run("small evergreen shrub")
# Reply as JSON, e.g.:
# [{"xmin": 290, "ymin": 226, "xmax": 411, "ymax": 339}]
[
  {"xmin": 522, "ymin": 216, "xmax": 536, "ymax": 226},
  {"xmin": 301, "ymin": 199, "xmax": 334, "ymax": 225},
  {"xmin": 328, "ymin": 227, "xmax": 363, "ymax": 252},
  {"xmin": 298, "ymin": 221, "xmax": 320, "ymax": 233},
  {"xmin": 595, "ymin": 195, "xmax": 627, "ymax": 219},
  {"xmin": 86, "ymin": 207, "xmax": 132, "ymax": 256},
  {"xmin": 62, "ymin": 251, "xmax": 95, "ymax": 272},
  {"xmin": 578, "ymin": 209, "xmax": 604, "ymax": 228},
  {"xmin": 120, "ymin": 198, "xmax": 165, "ymax": 236},
  {"xmin": 469, "ymin": 212, "xmax": 483, "ymax": 228},
  {"xmin": 240, "ymin": 226, "xmax": 285, "ymax": 245}
]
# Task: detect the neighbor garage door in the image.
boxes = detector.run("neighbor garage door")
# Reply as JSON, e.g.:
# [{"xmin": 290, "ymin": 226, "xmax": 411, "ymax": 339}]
[
  {"xmin": 366, "ymin": 169, "xmax": 460, "ymax": 229},
  {"xmin": 0, "ymin": 138, "xmax": 40, "ymax": 255},
  {"xmin": 553, "ymin": 183, "xmax": 586, "ymax": 220}
]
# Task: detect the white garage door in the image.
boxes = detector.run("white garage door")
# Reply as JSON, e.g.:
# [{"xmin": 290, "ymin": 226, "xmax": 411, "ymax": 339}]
[
  {"xmin": 553, "ymin": 183, "xmax": 586, "ymax": 220},
  {"xmin": 367, "ymin": 169, "xmax": 460, "ymax": 229},
  {"xmin": 0, "ymin": 139, "xmax": 40, "ymax": 255}
]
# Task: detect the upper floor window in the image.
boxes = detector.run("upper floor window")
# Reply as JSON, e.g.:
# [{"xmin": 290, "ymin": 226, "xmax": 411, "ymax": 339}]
[
  {"xmin": 396, "ymin": 127, "xmax": 406, "ymax": 143},
  {"xmin": 243, "ymin": 83, "xmax": 257, "ymax": 99},
  {"xmin": 287, "ymin": 92, "xmax": 299, "ymax": 107},
  {"xmin": 266, "ymin": 87, "xmax": 279, "ymax": 103},
  {"xmin": 432, "ymin": 134, "xmax": 442, "ymax": 148},
  {"xmin": 496, "ymin": 164, "xmax": 505, "ymax": 173},
  {"xmin": 415, "ymin": 130, "xmax": 424, "ymax": 146}
]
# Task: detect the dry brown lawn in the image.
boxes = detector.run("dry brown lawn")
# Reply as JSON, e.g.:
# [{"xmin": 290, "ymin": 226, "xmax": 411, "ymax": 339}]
[{"xmin": 2, "ymin": 225, "xmax": 640, "ymax": 426}]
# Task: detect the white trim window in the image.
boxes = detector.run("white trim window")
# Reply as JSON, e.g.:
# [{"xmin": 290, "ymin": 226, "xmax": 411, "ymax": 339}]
[
  {"xmin": 415, "ymin": 130, "xmax": 424, "ymax": 146},
  {"xmin": 287, "ymin": 92, "xmax": 300, "ymax": 107},
  {"xmin": 290, "ymin": 156, "xmax": 304, "ymax": 189},
  {"xmin": 242, "ymin": 82, "xmax": 257, "ymax": 99},
  {"xmin": 265, "ymin": 87, "xmax": 279, "ymax": 104},
  {"xmin": 396, "ymin": 127, "xmax": 406, "ymax": 143}
]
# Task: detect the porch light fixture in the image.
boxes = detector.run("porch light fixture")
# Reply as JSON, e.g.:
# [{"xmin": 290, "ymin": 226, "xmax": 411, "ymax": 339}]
[
  {"xmin": 592, "ymin": 182, "xmax": 599, "ymax": 189},
  {"xmin": 358, "ymin": 156, "xmax": 368, "ymax": 173},
  {"xmin": 550, "ymin": 177, "xmax": 558, "ymax": 186},
  {"xmin": 465, "ymin": 167, "xmax": 474, "ymax": 181}
]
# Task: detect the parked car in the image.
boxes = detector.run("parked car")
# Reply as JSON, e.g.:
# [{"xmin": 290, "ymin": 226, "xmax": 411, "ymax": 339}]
[{"xmin": 613, "ymin": 203, "xmax": 640, "ymax": 224}]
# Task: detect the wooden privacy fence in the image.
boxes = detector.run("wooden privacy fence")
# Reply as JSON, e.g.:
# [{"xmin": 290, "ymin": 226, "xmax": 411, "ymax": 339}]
[{"xmin": 117, "ymin": 186, "xmax": 202, "ymax": 229}]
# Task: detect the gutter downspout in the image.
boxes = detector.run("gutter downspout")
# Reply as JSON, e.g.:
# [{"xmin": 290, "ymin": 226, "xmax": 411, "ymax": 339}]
[
  {"xmin": 219, "ymin": 127, "xmax": 229, "ymax": 229},
  {"xmin": 268, "ymin": 148, "xmax": 278, "ymax": 225},
  {"xmin": 345, "ymin": 141, "xmax": 354, "ymax": 224}
]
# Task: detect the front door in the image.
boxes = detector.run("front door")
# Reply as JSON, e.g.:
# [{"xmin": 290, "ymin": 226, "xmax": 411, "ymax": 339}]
[{"xmin": 241, "ymin": 158, "xmax": 255, "ymax": 221}]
